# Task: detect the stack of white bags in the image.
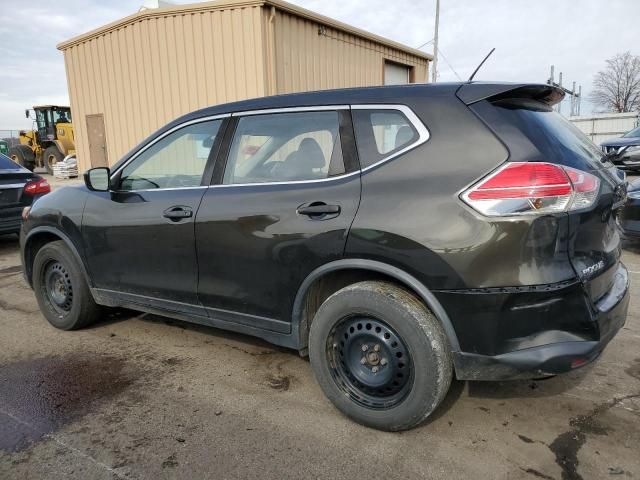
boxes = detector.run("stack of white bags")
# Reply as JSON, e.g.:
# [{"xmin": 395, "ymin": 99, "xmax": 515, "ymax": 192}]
[{"xmin": 53, "ymin": 155, "xmax": 79, "ymax": 179}]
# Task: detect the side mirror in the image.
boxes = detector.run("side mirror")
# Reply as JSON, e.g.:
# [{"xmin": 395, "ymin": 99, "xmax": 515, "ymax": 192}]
[
  {"xmin": 25, "ymin": 109, "xmax": 30, "ymax": 119},
  {"xmin": 84, "ymin": 167, "xmax": 111, "ymax": 192}
]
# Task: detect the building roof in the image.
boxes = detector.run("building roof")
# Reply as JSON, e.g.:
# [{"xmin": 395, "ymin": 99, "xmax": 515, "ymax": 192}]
[{"xmin": 57, "ymin": 0, "xmax": 432, "ymax": 61}]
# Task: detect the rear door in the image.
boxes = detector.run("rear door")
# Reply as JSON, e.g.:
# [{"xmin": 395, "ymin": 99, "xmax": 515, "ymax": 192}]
[{"xmin": 195, "ymin": 107, "xmax": 361, "ymax": 332}]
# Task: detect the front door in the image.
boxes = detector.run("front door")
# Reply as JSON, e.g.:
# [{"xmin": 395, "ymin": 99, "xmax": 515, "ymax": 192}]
[
  {"xmin": 82, "ymin": 118, "xmax": 225, "ymax": 313},
  {"xmin": 195, "ymin": 108, "xmax": 361, "ymax": 332},
  {"xmin": 86, "ymin": 114, "xmax": 108, "ymax": 168}
]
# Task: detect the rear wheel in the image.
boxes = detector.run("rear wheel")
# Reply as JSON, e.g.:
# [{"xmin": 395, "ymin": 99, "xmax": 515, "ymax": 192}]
[
  {"xmin": 43, "ymin": 146, "xmax": 64, "ymax": 175},
  {"xmin": 32, "ymin": 241, "xmax": 102, "ymax": 330},
  {"xmin": 309, "ymin": 281, "xmax": 453, "ymax": 431},
  {"xmin": 8, "ymin": 145, "xmax": 35, "ymax": 171}
]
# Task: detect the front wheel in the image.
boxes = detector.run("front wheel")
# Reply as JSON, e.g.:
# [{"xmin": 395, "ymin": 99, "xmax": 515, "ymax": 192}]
[
  {"xmin": 43, "ymin": 146, "xmax": 64, "ymax": 175},
  {"xmin": 32, "ymin": 241, "xmax": 102, "ymax": 330},
  {"xmin": 309, "ymin": 281, "xmax": 453, "ymax": 431}
]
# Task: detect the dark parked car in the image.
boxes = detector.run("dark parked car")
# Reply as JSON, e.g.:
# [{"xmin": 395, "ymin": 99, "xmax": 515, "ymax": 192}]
[
  {"xmin": 20, "ymin": 82, "xmax": 630, "ymax": 431},
  {"xmin": 619, "ymin": 178, "xmax": 640, "ymax": 238},
  {"xmin": 0, "ymin": 153, "xmax": 50, "ymax": 235},
  {"xmin": 601, "ymin": 126, "xmax": 640, "ymax": 172}
]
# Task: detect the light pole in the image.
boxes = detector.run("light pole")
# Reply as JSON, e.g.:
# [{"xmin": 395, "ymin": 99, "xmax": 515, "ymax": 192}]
[{"xmin": 432, "ymin": 0, "xmax": 440, "ymax": 83}]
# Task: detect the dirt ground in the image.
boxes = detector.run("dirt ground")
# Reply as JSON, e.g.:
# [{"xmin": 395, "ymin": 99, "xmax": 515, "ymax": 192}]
[{"xmin": 0, "ymin": 175, "xmax": 639, "ymax": 480}]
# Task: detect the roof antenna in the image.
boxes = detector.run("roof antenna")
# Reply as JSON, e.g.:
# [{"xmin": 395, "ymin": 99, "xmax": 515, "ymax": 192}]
[{"xmin": 468, "ymin": 48, "xmax": 496, "ymax": 82}]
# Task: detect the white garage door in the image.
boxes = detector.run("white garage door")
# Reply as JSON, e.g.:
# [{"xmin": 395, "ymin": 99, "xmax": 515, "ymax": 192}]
[{"xmin": 384, "ymin": 62, "xmax": 410, "ymax": 85}]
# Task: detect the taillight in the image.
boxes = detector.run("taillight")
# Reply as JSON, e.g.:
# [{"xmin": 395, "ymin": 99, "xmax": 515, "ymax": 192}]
[
  {"xmin": 24, "ymin": 178, "xmax": 51, "ymax": 196},
  {"xmin": 461, "ymin": 162, "xmax": 600, "ymax": 217}
]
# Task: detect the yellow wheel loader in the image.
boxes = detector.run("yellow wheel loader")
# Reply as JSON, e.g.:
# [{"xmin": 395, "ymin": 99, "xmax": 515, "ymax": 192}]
[{"xmin": 8, "ymin": 106, "xmax": 75, "ymax": 174}]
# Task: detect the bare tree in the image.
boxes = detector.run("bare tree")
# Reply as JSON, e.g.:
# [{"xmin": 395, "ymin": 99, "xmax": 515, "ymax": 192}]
[{"xmin": 589, "ymin": 52, "xmax": 640, "ymax": 113}]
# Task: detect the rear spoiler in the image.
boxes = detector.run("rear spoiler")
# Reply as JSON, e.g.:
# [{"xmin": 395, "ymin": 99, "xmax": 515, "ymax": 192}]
[{"xmin": 456, "ymin": 83, "xmax": 565, "ymax": 107}]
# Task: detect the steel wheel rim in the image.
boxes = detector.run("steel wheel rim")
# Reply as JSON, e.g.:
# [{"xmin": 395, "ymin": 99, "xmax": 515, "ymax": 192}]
[
  {"xmin": 41, "ymin": 261, "xmax": 73, "ymax": 315},
  {"xmin": 326, "ymin": 316, "xmax": 413, "ymax": 410}
]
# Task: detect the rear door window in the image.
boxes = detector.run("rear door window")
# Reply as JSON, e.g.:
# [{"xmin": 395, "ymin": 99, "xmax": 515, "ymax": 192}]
[
  {"xmin": 223, "ymin": 111, "xmax": 344, "ymax": 184},
  {"xmin": 352, "ymin": 109, "xmax": 418, "ymax": 168}
]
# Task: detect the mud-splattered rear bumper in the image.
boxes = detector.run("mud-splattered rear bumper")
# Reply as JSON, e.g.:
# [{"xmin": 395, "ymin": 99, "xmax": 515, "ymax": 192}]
[{"xmin": 449, "ymin": 265, "xmax": 629, "ymax": 381}]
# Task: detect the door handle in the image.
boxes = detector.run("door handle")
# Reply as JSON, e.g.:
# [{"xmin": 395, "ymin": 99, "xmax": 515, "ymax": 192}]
[
  {"xmin": 163, "ymin": 206, "xmax": 193, "ymax": 220},
  {"xmin": 297, "ymin": 203, "xmax": 341, "ymax": 217}
]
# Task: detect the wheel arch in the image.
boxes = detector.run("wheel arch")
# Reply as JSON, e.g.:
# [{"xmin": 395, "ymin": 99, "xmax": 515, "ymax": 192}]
[
  {"xmin": 292, "ymin": 259, "xmax": 461, "ymax": 354},
  {"xmin": 22, "ymin": 227, "xmax": 93, "ymax": 290}
]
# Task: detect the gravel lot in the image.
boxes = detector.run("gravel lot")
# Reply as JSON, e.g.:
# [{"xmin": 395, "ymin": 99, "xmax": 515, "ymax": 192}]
[{"xmin": 0, "ymin": 175, "xmax": 639, "ymax": 480}]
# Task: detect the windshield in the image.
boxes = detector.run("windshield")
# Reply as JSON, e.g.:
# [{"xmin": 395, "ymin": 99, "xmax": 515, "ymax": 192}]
[{"xmin": 622, "ymin": 126, "xmax": 640, "ymax": 138}]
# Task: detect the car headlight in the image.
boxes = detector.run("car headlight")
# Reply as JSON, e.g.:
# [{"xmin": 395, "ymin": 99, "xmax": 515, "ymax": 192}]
[
  {"xmin": 628, "ymin": 190, "xmax": 640, "ymax": 200},
  {"xmin": 624, "ymin": 145, "xmax": 640, "ymax": 154}
]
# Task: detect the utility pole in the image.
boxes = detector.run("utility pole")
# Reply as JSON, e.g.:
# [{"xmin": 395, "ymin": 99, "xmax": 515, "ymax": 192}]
[
  {"xmin": 431, "ymin": 0, "xmax": 440, "ymax": 83},
  {"xmin": 547, "ymin": 65, "xmax": 581, "ymax": 116}
]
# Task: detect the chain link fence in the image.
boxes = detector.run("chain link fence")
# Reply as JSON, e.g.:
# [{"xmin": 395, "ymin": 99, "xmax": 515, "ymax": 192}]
[{"xmin": 0, "ymin": 130, "xmax": 24, "ymax": 148}]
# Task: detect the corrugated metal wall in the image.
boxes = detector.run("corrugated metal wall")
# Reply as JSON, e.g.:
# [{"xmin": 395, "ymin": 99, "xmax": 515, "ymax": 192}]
[
  {"xmin": 272, "ymin": 10, "xmax": 428, "ymax": 93},
  {"xmin": 571, "ymin": 112, "xmax": 640, "ymax": 145},
  {"xmin": 62, "ymin": 5, "xmax": 267, "ymax": 172},
  {"xmin": 61, "ymin": 3, "xmax": 429, "ymax": 172}
]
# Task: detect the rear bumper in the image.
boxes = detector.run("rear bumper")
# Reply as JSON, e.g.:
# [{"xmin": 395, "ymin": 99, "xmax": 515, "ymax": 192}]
[
  {"xmin": 0, "ymin": 210, "xmax": 22, "ymax": 234},
  {"xmin": 446, "ymin": 264, "xmax": 629, "ymax": 381}
]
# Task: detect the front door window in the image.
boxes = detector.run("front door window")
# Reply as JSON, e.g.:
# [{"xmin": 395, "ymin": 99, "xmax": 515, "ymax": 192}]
[{"xmin": 120, "ymin": 119, "xmax": 222, "ymax": 191}]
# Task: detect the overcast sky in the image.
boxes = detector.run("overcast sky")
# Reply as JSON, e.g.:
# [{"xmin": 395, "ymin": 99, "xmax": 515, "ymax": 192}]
[{"xmin": 0, "ymin": 0, "xmax": 638, "ymax": 130}]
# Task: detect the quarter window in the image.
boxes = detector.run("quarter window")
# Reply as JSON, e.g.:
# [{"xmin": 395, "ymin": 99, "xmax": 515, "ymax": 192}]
[
  {"xmin": 119, "ymin": 120, "xmax": 222, "ymax": 191},
  {"xmin": 352, "ymin": 109, "xmax": 418, "ymax": 168},
  {"xmin": 223, "ymin": 111, "xmax": 344, "ymax": 184}
]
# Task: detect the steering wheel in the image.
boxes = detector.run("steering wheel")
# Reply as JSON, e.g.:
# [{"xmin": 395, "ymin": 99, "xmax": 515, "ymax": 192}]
[
  {"xmin": 165, "ymin": 175, "xmax": 196, "ymax": 189},
  {"xmin": 122, "ymin": 176, "xmax": 160, "ymax": 189}
]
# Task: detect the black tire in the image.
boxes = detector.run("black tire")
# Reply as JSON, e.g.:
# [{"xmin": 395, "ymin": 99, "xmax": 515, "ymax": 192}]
[
  {"xmin": 309, "ymin": 281, "xmax": 453, "ymax": 431},
  {"xmin": 32, "ymin": 240, "xmax": 102, "ymax": 330},
  {"xmin": 8, "ymin": 145, "xmax": 35, "ymax": 171},
  {"xmin": 43, "ymin": 146, "xmax": 64, "ymax": 175}
]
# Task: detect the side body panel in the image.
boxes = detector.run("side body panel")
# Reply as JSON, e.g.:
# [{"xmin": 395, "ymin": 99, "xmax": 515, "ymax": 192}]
[
  {"xmin": 21, "ymin": 186, "xmax": 89, "ymax": 284},
  {"xmin": 346, "ymin": 92, "xmax": 575, "ymax": 291}
]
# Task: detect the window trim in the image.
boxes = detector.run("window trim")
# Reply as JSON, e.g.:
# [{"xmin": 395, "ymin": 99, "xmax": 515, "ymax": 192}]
[
  {"xmin": 232, "ymin": 105, "xmax": 350, "ymax": 117},
  {"xmin": 109, "ymin": 105, "xmax": 429, "ymax": 191},
  {"xmin": 212, "ymin": 104, "xmax": 429, "ymax": 188},
  {"xmin": 220, "ymin": 107, "xmax": 350, "ymax": 187},
  {"xmin": 351, "ymin": 105, "xmax": 430, "ymax": 173},
  {"xmin": 109, "ymin": 114, "xmax": 230, "ymax": 190}
]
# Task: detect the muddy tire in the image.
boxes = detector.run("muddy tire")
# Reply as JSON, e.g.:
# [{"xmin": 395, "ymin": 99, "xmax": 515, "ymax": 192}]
[
  {"xmin": 32, "ymin": 241, "xmax": 102, "ymax": 330},
  {"xmin": 309, "ymin": 281, "xmax": 453, "ymax": 431},
  {"xmin": 43, "ymin": 146, "xmax": 63, "ymax": 175},
  {"xmin": 8, "ymin": 145, "xmax": 35, "ymax": 171}
]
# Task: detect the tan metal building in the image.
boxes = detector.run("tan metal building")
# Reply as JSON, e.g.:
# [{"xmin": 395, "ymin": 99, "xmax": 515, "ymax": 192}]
[{"xmin": 57, "ymin": 0, "xmax": 431, "ymax": 172}]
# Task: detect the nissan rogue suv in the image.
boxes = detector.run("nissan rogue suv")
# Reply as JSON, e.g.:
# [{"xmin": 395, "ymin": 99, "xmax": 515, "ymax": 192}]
[{"xmin": 20, "ymin": 82, "xmax": 630, "ymax": 431}]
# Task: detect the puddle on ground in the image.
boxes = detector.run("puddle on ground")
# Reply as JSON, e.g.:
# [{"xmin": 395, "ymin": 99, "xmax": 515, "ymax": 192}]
[{"xmin": 0, "ymin": 354, "xmax": 136, "ymax": 452}]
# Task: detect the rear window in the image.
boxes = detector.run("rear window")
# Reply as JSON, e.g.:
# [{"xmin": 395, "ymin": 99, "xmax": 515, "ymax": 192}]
[
  {"xmin": 0, "ymin": 153, "xmax": 24, "ymax": 171},
  {"xmin": 475, "ymin": 101, "xmax": 605, "ymax": 170}
]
